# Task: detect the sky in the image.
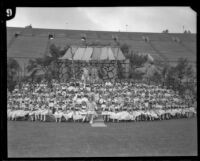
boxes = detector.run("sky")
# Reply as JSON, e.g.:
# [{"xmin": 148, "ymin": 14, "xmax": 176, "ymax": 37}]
[{"xmin": 7, "ymin": 7, "xmax": 196, "ymax": 33}]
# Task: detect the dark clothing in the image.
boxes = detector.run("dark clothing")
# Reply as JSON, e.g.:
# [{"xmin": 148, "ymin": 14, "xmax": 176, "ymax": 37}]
[{"xmin": 52, "ymin": 108, "xmax": 56, "ymax": 114}]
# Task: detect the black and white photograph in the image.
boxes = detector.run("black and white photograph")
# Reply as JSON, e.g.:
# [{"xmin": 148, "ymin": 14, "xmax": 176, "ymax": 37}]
[{"xmin": 5, "ymin": 7, "xmax": 197, "ymax": 157}]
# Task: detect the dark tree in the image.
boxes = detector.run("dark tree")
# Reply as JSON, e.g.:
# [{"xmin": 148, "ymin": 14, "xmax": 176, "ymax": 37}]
[
  {"xmin": 26, "ymin": 44, "xmax": 69, "ymax": 82},
  {"xmin": 7, "ymin": 58, "xmax": 21, "ymax": 91},
  {"xmin": 120, "ymin": 43, "xmax": 130, "ymax": 58}
]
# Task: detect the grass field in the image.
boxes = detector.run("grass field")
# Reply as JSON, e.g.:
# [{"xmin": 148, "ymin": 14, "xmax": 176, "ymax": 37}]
[{"xmin": 8, "ymin": 118, "xmax": 197, "ymax": 157}]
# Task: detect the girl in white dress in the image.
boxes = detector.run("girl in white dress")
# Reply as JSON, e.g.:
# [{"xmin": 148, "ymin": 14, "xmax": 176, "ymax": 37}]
[{"xmin": 86, "ymin": 95, "xmax": 97, "ymax": 124}]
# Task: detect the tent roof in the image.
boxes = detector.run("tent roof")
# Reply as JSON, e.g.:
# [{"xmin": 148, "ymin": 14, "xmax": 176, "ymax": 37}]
[{"xmin": 59, "ymin": 46, "xmax": 126, "ymax": 61}]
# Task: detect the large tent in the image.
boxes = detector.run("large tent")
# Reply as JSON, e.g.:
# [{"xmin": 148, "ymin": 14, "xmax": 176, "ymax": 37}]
[
  {"xmin": 59, "ymin": 46, "xmax": 126, "ymax": 61},
  {"xmin": 58, "ymin": 46, "xmax": 126, "ymax": 80}
]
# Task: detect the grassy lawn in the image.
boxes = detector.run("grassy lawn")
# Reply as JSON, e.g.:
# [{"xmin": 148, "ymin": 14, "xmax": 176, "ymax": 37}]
[{"xmin": 8, "ymin": 118, "xmax": 197, "ymax": 157}]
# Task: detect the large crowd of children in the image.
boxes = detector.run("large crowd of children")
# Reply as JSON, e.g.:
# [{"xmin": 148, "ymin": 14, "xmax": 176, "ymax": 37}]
[{"xmin": 7, "ymin": 79, "xmax": 196, "ymax": 123}]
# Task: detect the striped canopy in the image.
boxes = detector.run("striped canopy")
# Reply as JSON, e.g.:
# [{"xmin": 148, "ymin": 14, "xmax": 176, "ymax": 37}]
[{"xmin": 59, "ymin": 46, "xmax": 126, "ymax": 61}]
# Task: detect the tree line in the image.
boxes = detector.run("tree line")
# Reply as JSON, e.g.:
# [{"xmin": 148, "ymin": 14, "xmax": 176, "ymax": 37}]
[{"xmin": 7, "ymin": 43, "xmax": 196, "ymax": 99}]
